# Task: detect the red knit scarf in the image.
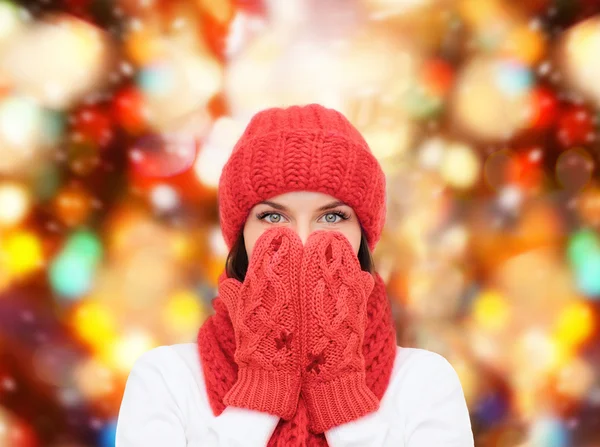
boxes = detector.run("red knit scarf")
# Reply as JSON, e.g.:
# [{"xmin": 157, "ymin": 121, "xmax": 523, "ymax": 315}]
[{"xmin": 197, "ymin": 269, "xmax": 397, "ymax": 446}]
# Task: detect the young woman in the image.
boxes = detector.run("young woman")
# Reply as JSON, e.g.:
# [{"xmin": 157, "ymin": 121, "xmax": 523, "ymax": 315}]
[{"xmin": 116, "ymin": 104, "xmax": 474, "ymax": 446}]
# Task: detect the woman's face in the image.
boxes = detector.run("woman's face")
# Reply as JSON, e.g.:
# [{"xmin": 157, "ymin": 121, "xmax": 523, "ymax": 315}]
[{"xmin": 243, "ymin": 191, "xmax": 362, "ymax": 259}]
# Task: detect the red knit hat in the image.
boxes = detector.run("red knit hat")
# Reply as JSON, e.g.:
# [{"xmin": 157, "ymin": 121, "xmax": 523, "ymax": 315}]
[{"xmin": 218, "ymin": 103, "xmax": 386, "ymax": 251}]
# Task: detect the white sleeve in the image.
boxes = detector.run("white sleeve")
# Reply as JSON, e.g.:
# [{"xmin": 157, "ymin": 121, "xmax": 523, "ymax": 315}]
[
  {"xmin": 403, "ymin": 352, "xmax": 474, "ymax": 447},
  {"xmin": 116, "ymin": 347, "xmax": 187, "ymax": 447},
  {"xmin": 325, "ymin": 352, "xmax": 474, "ymax": 447},
  {"xmin": 206, "ymin": 406, "xmax": 280, "ymax": 446},
  {"xmin": 116, "ymin": 346, "xmax": 280, "ymax": 447},
  {"xmin": 325, "ymin": 410, "xmax": 390, "ymax": 446}
]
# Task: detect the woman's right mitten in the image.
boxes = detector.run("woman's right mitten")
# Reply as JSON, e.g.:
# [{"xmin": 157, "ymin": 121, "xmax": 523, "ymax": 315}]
[{"xmin": 219, "ymin": 226, "xmax": 304, "ymax": 420}]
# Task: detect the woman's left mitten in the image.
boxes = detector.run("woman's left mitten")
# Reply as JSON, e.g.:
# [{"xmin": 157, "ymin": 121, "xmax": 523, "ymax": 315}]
[{"xmin": 300, "ymin": 230, "xmax": 379, "ymax": 433}]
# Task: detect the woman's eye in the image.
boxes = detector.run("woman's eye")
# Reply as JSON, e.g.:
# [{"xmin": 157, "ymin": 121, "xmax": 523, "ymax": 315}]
[
  {"xmin": 324, "ymin": 213, "xmax": 339, "ymax": 223},
  {"xmin": 258, "ymin": 211, "xmax": 348, "ymax": 224},
  {"xmin": 264, "ymin": 213, "xmax": 284, "ymax": 223},
  {"xmin": 321, "ymin": 212, "xmax": 347, "ymax": 224}
]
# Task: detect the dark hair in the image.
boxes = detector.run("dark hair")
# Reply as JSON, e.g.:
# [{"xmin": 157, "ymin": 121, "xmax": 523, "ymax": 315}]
[{"xmin": 225, "ymin": 230, "xmax": 375, "ymax": 282}]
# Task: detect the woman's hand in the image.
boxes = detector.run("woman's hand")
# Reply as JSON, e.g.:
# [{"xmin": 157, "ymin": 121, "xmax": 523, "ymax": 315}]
[
  {"xmin": 299, "ymin": 230, "xmax": 379, "ymax": 434},
  {"xmin": 219, "ymin": 226, "xmax": 304, "ymax": 420}
]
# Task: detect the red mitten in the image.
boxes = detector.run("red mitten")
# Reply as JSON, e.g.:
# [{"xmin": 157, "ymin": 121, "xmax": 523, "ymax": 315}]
[
  {"xmin": 220, "ymin": 226, "xmax": 304, "ymax": 420},
  {"xmin": 300, "ymin": 230, "xmax": 379, "ymax": 433}
]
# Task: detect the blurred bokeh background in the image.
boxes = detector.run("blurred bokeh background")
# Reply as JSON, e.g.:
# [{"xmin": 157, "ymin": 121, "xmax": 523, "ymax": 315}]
[{"xmin": 0, "ymin": 0, "xmax": 600, "ymax": 445}]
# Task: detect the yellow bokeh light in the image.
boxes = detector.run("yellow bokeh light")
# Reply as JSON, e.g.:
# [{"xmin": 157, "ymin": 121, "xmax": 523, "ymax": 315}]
[
  {"xmin": 71, "ymin": 300, "xmax": 119, "ymax": 350},
  {"xmin": 440, "ymin": 142, "xmax": 481, "ymax": 189},
  {"xmin": 164, "ymin": 290, "xmax": 205, "ymax": 337},
  {"xmin": 503, "ymin": 25, "xmax": 546, "ymax": 65},
  {"xmin": 125, "ymin": 26, "xmax": 165, "ymax": 65},
  {"xmin": 70, "ymin": 19, "xmax": 105, "ymax": 67},
  {"xmin": 103, "ymin": 330, "xmax": 155, "ymax": 374},
  {"xmin": 2, "ymin": 16, "xmax": 112, "ymax": 110},
  {"xmin": 472, "ymin": 290, "xmax": 510, "ymax": 332},
  {"xmin": 562, "ymin": 17, "xmax": 600, "ymax": 107},
  {"xmin": 452, "ymin": 56, "xmax": 533, "ymax": 140},
  {"xmin": 1, "ymin": 230, "xmax": 44, "ymax": 277},
  {"xmin": 171, "ymin": 233, "xmax": 192, "ymax": 260},
  {"xmin": 0, "ymin": 183, "xmax": 30, "ymax": 226},
  {"xmin": 198, "ymin": 0, "xmax": 234, "ymax": 23},
  {"xmin": 459, "ymin": 0, "xmax": 505, "ymax": 27},
  {"xmin": 553, "ymin": 300, "xmax": 595, "ymax": 351}
]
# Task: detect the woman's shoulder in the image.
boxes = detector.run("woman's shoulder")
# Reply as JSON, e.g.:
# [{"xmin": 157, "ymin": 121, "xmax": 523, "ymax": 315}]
[
  {"xmin": 117, "ymin": 343, "xmax": 216, "ymax": 445},
  {"xmin": 373, "ymin": 347, "xmax": 474, "ymax": 445},
  {"xmin": 132, "ymin": 343, "xmax": 199, "ymax": 371},
  {"xmin": 132, "ymin": 343, "xmax": 200, "ymax": 373},
  {"xmin": 385, "ymin": 346, "xmax": 467, "ymax": 410},
  {"xmin": 391, "ymin": 346, "xmax": 458, "ymax": 379},
  {"xmin": 126, "ymin": 343, "xmax": 207, "ymax": 403}
]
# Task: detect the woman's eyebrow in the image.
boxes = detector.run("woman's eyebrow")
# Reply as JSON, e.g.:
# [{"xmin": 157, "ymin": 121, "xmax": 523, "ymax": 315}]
[
  {"xmin": 316, "ymin": 201, "xmax": 347, "ymax": 212},
  {"xmin": 258, "ymin": 201, "xmax": 288, "ymax": 211},
  {"xmin": 258, "ymin": 200, "xmax": 347, "ymax": 212}
]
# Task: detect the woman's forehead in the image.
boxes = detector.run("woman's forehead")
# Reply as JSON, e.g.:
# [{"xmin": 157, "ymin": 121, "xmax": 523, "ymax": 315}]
[{"xmin": 255, "ymin": 192, "xmax": 352, "ymax": 211}]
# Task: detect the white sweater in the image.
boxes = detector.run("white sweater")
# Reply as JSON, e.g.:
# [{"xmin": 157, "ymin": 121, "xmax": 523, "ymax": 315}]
[{"xmin": 116, "ymin": 343, "xmax": 474, "ymax": 447}]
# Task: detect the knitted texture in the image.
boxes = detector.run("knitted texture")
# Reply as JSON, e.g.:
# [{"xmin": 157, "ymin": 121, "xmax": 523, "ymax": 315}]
[
  {"xmin": 197, "ymin": 264, "xmax": 397, "ymax": 446},
  {"xmin": 220, "ymin": 227, "xmax": 303, "ymax": 420},
  {"xmin": 217, "ymin": 103, "xmax": 386, "ymax": 252},
  {"xmin": 197, "ymin": 103, "xmax": 397, "ymax": 446},
  {"xmin": 300, "ymin": 230, "xmax": 379, "ymax": 433}
]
